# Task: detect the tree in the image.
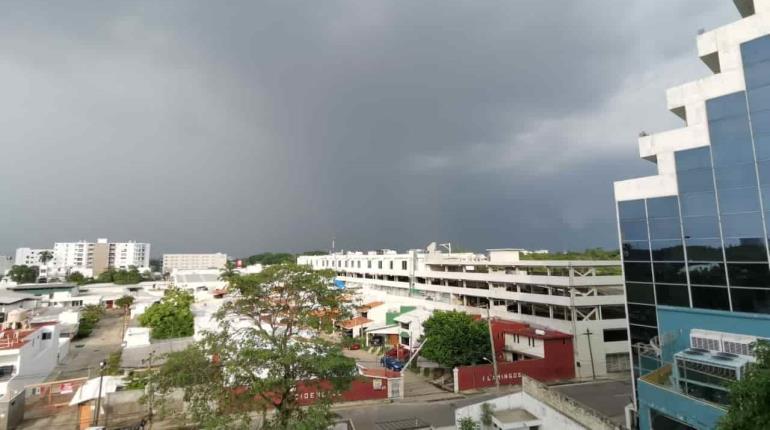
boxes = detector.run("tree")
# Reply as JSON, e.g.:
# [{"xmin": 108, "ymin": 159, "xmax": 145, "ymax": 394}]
[
  {"xmin": 115, "ymin": 295, "xmax": 135, "ymax": 313},
  {"xmin": 243, "ymin": 252, "xmax": 296, "ymax": 266},
  {"xmin": 38, "ymin": 250, "xmax": 54, "ymax": 265},
  {"xmin": 218, "ymin": 260, "xmax": 239, "ymax": 286},
  {"xmin": 149, "ymin": 258, "xmax": 162, "ymax": 273},
  {"xmin": 421, "ymin": 311, "xmax": 492, "ymax": 368},
  {"xmin": 7, "ymin": 265, "xmax": 39, "ymax": 284},
  {"xmin": 139, "ymin": 288, "xmax": 194, "ymax": 339},
  {"xmin": 153, "ymin": 263, "xmax": 356, "ymax": 429},
  {"xmin": 66, "ymin": 271, "xmax": 86, "ymax": 285},
  {"xmin": 458, "ymin": 417, "xmax": 480, "ymax": 430},
  {"xmin": 718, "ymin": 340, "xmax": 770, "ymax": 429}
]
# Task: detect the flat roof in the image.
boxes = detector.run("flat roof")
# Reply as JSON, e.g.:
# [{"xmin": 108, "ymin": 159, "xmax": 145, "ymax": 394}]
[
  {"xmin": 9, "ymin": 283, "xmax": 76, "ymax": 290},
  {"xmin": 0, "ymin": 291, "xmax": 38, "ymax": 304},
  {"xmin": 493, "ymin": 408, "xmax": 538, "ymax": 424}
]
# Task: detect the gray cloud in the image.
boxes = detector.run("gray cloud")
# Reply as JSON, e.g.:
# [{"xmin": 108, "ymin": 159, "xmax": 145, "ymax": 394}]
[{"xmin": 0, "ymin": 1, "xmax": 738, "ymax": 256}]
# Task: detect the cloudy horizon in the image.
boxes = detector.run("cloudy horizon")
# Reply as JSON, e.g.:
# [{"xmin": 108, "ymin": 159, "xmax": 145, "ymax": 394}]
[{"xmin": 0, "ymin": 1, "xmax": 738, "ymax": 257}]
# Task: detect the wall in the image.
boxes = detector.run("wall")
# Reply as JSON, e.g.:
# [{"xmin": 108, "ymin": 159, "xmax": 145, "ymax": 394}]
[
  {"xmin": 637, "ymin": 379, "xmax": 724, "ymax": 430},
  {"xmin": 456, "ymin": 336, "xmax": 574, "ymax": 391},
  {"xmin": 455, "ymin": 376, "xmax": 621, "ymax": 430},
  {"xmin": 0, "ymin": 391, "xmax": 25, "ymax": 430},
  {"xmin": 295, "ymin": 377, "xmax": 390, "ymax": 406}
]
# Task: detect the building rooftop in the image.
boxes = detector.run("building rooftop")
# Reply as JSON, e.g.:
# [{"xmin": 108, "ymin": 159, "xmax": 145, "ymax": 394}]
[
  {"xmin": 493, "ymin": 408, "xmax": 538, "ymax": 424},
  {"xmin": 0, "ymin": 291, "xmax": 38, "ymax": 305},
  {"xmin": 339, "ymin": 317, "xmax": 373, "ymax": 329},
  {"xmin": 8, "ymin": 283, "xmax": 76, "ymax": 291}
]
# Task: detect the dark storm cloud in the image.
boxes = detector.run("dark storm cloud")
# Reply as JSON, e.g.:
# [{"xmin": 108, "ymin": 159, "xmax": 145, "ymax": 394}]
[{"xmin": 0, "ymin": 1, "xmax": 738, "ymax": 256}]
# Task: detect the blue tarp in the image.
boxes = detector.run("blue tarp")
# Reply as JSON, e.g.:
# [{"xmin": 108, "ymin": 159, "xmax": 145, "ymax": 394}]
[{"xmin": 334, "ymin": 278, "xmax": 345, "ymax": 289}]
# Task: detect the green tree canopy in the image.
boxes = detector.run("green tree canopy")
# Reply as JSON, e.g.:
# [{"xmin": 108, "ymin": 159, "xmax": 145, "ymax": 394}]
[
  {"xmin": 96, "ymin": 267, "xmax": 148, "ymax": 284},
  {"xmin": 115, "ymin": 295, "xmax": 135, "ymax": 310},
  {"xmin": 138, "ymin": 288, "xmax": 194, "ymax": 339},
  {"xmin": 519, "ymin": 248, "xmax": 620, "ymax": 260},
  {"xmin": 718, "ymin": 340, "xmax": 770, "ymax": 429},
  {"xmin": 218, "ymin": 260, "xmax": 239, "ymax": 285},
  {"xmin": 66, "ymin": 271, "xmax": 87, "ymax": 285},
  {"xmin": 153, "ymin": 263, "xmax": 355, "ymax": 429},
  {"xmin": 7, "ymin": 265, "xmax": 39, "ymax": 283},
  {"xmin": 243, "ymin": 252, "xmax": 296, "ymax": 266},
  {"xmin": 38, "ymin": 250, "xmax": 54, "ymax": 265},
  {"xmin": 421, "ymin": 310, "xmax": 492, "ymax": 368}
]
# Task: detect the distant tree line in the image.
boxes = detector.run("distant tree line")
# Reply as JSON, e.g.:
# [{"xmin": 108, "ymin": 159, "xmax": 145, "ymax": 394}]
[
  {"xmin": 519, "ymin": 248, "xmax": 620, "ymax": 261},
  {"xmin": 241, "ymin": 250, "xmax": 327, "ymax": 266}
]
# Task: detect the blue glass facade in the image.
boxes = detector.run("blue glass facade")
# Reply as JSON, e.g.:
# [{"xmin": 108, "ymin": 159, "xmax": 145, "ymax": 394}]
[{"xmin": 618, "ymin": 33, "xmax": 770, "ymax": 429}]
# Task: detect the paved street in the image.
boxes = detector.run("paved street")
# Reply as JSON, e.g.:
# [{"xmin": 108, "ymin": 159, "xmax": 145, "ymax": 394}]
[{"xmin": 48, "ymin": 310, "xmax": 125, "ymax": 381}]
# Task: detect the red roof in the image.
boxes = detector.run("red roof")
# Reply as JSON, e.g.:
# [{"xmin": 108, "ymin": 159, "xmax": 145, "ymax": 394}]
[
  {"xmin": 357, "ymin": 301, "xmax": 385, "ymax": 312},
  {"xmin": 0, "ymin": 328, "xmax": 37, "ymax": 350},
  {"xmin": 339, "ymin": 317, "xmax": 373, "ymax": 330}
]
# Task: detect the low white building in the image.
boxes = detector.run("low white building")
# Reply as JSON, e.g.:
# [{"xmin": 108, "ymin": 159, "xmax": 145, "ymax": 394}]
[
  {"xmin": 13, "ymin": 248, "xmax": 52, "ymax": 267},
  {"xmin": 455, "ymin": 376, "xmax": 622, "ymax": 430},
  {"xmin": 162, "ymin": 253, "xmax": 227, "ymax": 273}
]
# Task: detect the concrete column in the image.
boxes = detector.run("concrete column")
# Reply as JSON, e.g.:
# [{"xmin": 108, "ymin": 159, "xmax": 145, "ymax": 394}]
[{"xmin": 453, "ymin": 367, "xmax": 459, "ymax": 393}]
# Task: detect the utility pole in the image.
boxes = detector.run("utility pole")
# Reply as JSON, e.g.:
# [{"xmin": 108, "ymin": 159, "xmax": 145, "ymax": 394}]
[
  {"xmin": 146, "ymin": 350, "xmax": 155, "ymax": 428},
  {"xmin": 93, "ymin": 360, "xmax": 106, "ymax": 426},
  {"xmin": 486, "ymin": 299, "xmax": 500, "ymax": 391},
  {"xmin": 583, "ymin": 329, "xmax": 596, "ymax": 380}
]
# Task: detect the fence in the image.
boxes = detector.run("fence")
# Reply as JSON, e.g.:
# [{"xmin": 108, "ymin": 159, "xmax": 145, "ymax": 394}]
[{"xmin": 454, "ymin": 357, "xmax": 574, "ymax": 392}]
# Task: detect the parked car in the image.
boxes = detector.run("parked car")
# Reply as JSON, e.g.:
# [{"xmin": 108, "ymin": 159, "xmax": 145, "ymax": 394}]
[
  {"xmin": 380, "ymin": 355, "xmax": 405, "ymax": 371},
  {"xmin": 348, "ymin": 342, "xmax": 361, "ymax": 350},
  {"xmin": 385, "ymin": 346, "xmax": 410, "ymax": 360}
]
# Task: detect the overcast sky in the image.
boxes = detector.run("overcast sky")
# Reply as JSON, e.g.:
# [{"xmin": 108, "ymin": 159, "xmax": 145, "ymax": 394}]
[{"xmin": 0, "ymin": 1, "xmax": 739, "ymax": 257}]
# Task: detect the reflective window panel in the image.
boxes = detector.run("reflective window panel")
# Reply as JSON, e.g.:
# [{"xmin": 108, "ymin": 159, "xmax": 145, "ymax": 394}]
[
  {"xmin": 685, "ymin": 238, "xmax": 724, "ymax": 262},
  {"xmin": 647, "ymin": 196, "xmax": 679, "ymax": 218},
  {"xmin": 727, "ymin": 263, "xmax": 770, "ymax": 287},
  {"xmin": 723, "ymin": 237, "xmax": 768, "ymax": 262},
  {"xmin": 628, "ymin": 303, "xmax": 658, "ymax": 326},
  {"xmin": 675, "ymin": 147, "xmax": 712, "ymax": 171},
  {"xmin": 650, "ymin": 240, "xmax": 685, "ymax": 261},
  {"xmin": 731, "ymin": 288, "xmax": 770, "ymax": 314},
  {"xmin": 653, "ymin": 262, "xmax": 687, "ymax": 284},
  {"xmin": 619, "ymin": 200, "xmax": 646, "ymax": 221},
  {"xmin": 655, "ymin": 284, "xmax": 690, "ymax": 307},
  {"xmin": 623, "ymin": 241, "xmax": 651, "ymax": 261},
  {"xmin": 620, "ymin": 220, "xmax": 649, "ymax": 241},
  {"xmin": 626, "ymin": 282, "xmax": 655, "ymax": 304},
  {"xmin": 630, "ymin": 324, "xmax": 659, "ymax": 346},
  {"xmin": 680, "ymin": 191, "xmax": 718, "ymax": 217},
  {"xmin": 691, "ymin": 286, "xmax": 731, "ymax": 311},
  {"xmin": 687, "ymin": 262, "xmax": 727, "ymax": 286},
  {"xmin": 625, "ymin": 262, "xmax": 653, "ymax": 283}
]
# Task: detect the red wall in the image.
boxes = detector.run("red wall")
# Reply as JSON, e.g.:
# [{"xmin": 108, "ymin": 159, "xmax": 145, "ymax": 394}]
[
  {"xmin": 295, "ymin": 377, "xmax": 390, "ymax": 405},
  {"xmin": 457, "ymin": 336, "xmax": 575, "ymax": 391}
]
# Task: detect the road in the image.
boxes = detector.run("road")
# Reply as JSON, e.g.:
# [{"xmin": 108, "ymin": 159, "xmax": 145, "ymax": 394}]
[{"xmin": 48, "ymin": 310, "xmax": 125, "ymax": 381}]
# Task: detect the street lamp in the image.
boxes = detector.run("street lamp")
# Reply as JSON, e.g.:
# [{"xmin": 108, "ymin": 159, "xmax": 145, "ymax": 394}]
[{"xmin": 93, "ymin": 360, "xmax": 106, "ymax": 426}]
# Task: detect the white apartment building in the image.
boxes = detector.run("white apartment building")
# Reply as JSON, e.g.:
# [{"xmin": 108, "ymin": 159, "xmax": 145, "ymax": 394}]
[
  {"xmin": 52, "ymin": 238, "xmax": 150, "ymax": 278},
  {"xmin": 13, "ymin": 248, "xmax": 52, "ymax": 267},
  {"xmin": 298, "ymin": 246, "xmax": 630, "ymax": 379},
  {"xmin": 162, "ymin": 253, "xmax": 227, "ymax": 273}
]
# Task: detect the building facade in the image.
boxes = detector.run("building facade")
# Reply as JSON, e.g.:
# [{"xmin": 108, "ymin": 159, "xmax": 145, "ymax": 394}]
[
  {"xmin": 13, "ymin": 248, "xmax": 52, "ymax": 267},
  {"xmin": 299, "ymin": 247, "xmax": 630, "ymax": 379},
  {"xmin": 52, "ymin": 239, "xmax": 150, "ymax": 278},
  {"xmin": 614, "ymin": 1, "xmax": 770, "ymax": 428},
  {"xmin": 162, "ymin": 253, "xmax": 228, "ymax": 273}
]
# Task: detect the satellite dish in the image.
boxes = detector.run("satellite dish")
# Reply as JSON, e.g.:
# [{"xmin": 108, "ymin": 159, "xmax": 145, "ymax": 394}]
[{"xmin": 426, "ymin": 242, "xmax": 437, "ymax": 253}]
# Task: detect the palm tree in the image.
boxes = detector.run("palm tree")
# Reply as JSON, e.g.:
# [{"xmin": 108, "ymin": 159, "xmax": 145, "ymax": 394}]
[
  {"xmin": 38, "ymin": 250, "xmax": 53, "ymax": 266},
  {"xmin": 218, "ymin": 260, "xmax": 239, "ymax": 288}
]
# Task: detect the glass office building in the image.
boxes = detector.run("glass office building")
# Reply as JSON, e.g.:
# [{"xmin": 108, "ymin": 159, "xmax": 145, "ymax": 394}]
[{"xmin": 615, "ymin": 1, "xmax": 770, "ymax": 428}]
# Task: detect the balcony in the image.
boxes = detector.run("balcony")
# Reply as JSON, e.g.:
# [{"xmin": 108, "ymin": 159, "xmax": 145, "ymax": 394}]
[{"xmin": 637, "ymin": 364, "xmax": 726, "ymax": 429}]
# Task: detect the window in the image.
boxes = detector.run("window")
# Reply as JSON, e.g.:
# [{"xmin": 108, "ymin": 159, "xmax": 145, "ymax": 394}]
[
  {"xmin": 731, "ymin": 288, "xmax": 770, "ymax": 314},
  {"xmin": 653, "ymin": 262, "xmax": 687, "ymax": 284},
  {"xmin": 42, "ymin": 332, "xmax": 52, "ymax": 340},
  {"xmin": 723, "ymin": 237, "xmax": 767, "ymax": 261},
  {"xmin": 649, "ymin": 218, "xmax": 681, "ymax": 241},
  {"xmin": 378, "ymin": 261, "xmax": 382, "ymax": 269},
  {"xmin": 727, "ymin": 263, "xmax": 770, "ymax": 287},
  {"xmin": 647, "ymin": 196, "xmax": 679, "ymax": 218},
  {"xmin": 629, "ymin": 324, "xmax": 658, "ymax": 345},
  {"xmin": 691, "ymin": 286, "xmax": 730, "ymax": 311},
  {"xmin": 620, "ymin": 220, "xmax": 648, "ymax": 241},
  {"xmin": 628, "ymin": 304, "xmax": 657, "ymax": 326},
  {"xmin": 650, "ymin": 240, "xmax": 684, "ymax": 261},
  {"xmin": 618, "ymin": 199, "xmax": 646, "ymax": 220},
  {"xmin": 367, "ymin": 260, "xmax": 372, "ymax": 269},
  {"xmin": 687, "ymin": 262, "xmax": 727, "ymax": 286},
  {"xmin": 684, "ymin": 238, "xmax": 724, "ymax": 262},
  {"xmin": 649, "ymin": 409, "xmax": 697, "ymax": 430},
  {"xmin": 390, "ymin": 261, "xmax": 393, "ymax": 270},
  {"xmin": 682, "ymin": 216, "xmax": 720, "ymax": 239},
  {"xmin": 676, "ymin": 147, "xmax": 712, "ymax": 171},
  {"xmin": 678, "ymin": 169, "xmax": 715, "ymax": 193},
  {"xmin": 626, "ymin": 283, "xmax": 654, "ymax": 304},
  {"xmin": 655, "ymin": 284, "xmax": 690, "ymax": 307},
  {"xmin": 622, "ymin": 241, "xmax": 650, "ymax": 261},
  {"xmin": 601, "ymin": 305, "xmax": 626, "ymax": 320},
  {"xmin": 624, "ymin": 262, "xmax": 652, "ymax": 282},
  {"xmin": 603, "ymin": 329, "xmax": 628, "ymax": 342},
  {"xmin": 401, "ymin": 261, "xmax": 407, "ymax": 270}
]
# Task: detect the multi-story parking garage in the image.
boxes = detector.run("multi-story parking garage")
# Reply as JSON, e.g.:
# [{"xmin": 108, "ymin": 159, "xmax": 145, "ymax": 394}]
[{"xmin": 298, "ymin": 247, "xmax": 629, "ymax": 379}]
